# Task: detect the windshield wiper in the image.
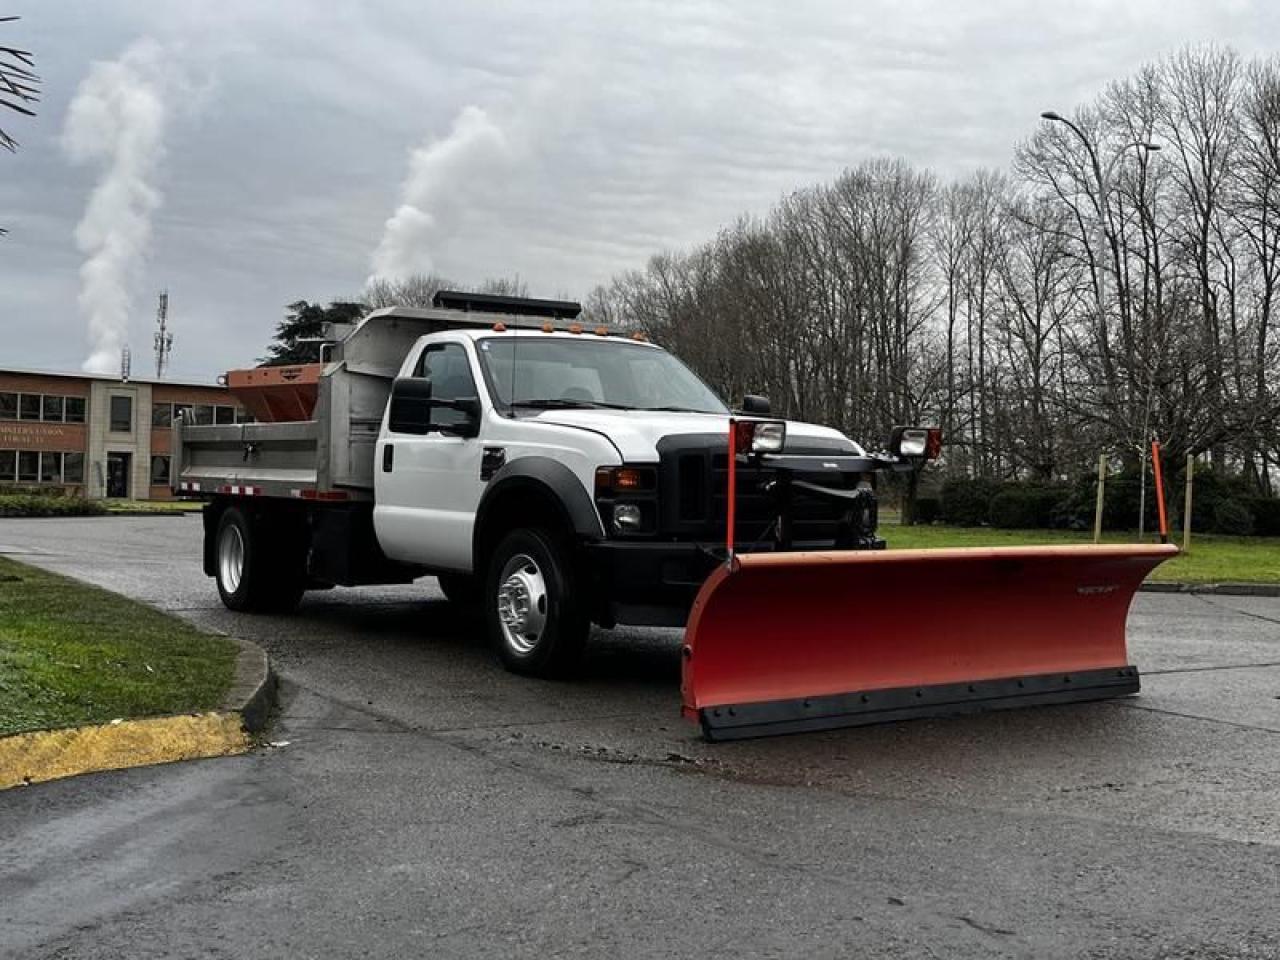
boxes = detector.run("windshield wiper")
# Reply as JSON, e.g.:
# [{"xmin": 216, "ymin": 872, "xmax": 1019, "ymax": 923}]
[
  {"xmin": 510, "ymin": 398, "xmax": 634, "ymax": 410},
  {"xmin": 640, "ymin": 405, "xmax": 719, "ymax": 414}
]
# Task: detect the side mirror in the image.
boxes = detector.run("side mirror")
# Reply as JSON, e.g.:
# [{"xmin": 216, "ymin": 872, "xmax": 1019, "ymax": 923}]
[
  {"xmin": 447, "ymin": 397, "xmax": 482, "ymax": 439},
  {"xmin": 387, "ymin": 378, "xmax": 482, "ymax": 438},
  {"xmin": 741, "ymin": 394, "xmax": 771, "ymax": 415},
  {"xmin": 388, "ymin": 377, "xmax": 434, "ymax": 435}
]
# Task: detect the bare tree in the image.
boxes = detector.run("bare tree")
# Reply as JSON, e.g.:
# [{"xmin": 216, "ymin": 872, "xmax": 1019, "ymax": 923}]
[{"xmin": 1, "ymin": 15, "xmax": 39, "ymax": 236}]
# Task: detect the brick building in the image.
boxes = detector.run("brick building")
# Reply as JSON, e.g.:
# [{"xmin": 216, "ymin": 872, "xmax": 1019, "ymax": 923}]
[{"xmin": 0, "ymin": 368, "xmax": 248, "ymax": 500}]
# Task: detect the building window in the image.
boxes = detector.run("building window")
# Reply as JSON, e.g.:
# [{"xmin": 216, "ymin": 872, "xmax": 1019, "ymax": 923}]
[
  {"xmin": 215, "ymin": 405, "xmax": 235, "ymax": 425},
  {"xmin": 64, "ymin": 397, "xmax": 86, "ymax": 424},
  {"xmin": 41, "ymin": 395, "xmax": 64, "ymax": 422},
  {"xmin": 63, "ymin": 452, "xmax": 84, "ymax": 484},
  {"xmin": 0, "ymin": 449, "xmax": 14, "ymax": 482},
  {"xmin": 17, "ymin": 451, "xmax": 38, "ymax": 483},
  {"xmin": 192, "ymin": 404, "xmax": 214, "ymax": 426},
  {"xmin": 152, "ymin": 403, "xmax": 173, "ymax": 427},
  {"xmin": 0, "ymin": 393, "xmax": 15, "ymax": 421},
  {"xmin": 173, "ymin": 403, "xmax": 192, "ymax": 423},
  {"xmin": 39, "ymin": 451, "xmax": 62, "ymax": 483},
  {"xmin": 150, "ymin": 455, "xmax": 171, "ymax": 484},
  {"xmin": 19, "ymin": 394, "xmax": 40, "ymax": 420},
  {"xmin": 109, "ymin": 395, "xmax": 133, "ymax": 432},
  {"xmin": 235, "ymin": 408, "xmax": 255, "ymax": 424}
]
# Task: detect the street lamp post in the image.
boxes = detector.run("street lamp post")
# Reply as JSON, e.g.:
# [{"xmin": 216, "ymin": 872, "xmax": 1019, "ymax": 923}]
[{"xmin": 1040, "ymin": 111, "xmax": 1160, "ymax": 536}]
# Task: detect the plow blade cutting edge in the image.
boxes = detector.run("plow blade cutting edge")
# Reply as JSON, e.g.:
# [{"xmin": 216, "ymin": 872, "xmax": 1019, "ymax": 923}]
[{"xmin": 681, "ymin": 544, "xmax": 1178, "ymax": 741}]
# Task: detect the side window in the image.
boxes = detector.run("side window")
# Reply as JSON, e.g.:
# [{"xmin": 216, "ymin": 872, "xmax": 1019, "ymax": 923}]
[
  {"xmin": 109, "ymin": 395, "xmax": 133, "ymax": 432},
  {"xmin": 64, "ymin": 397, "xmax": 86, "ymax": 423},
  {"xmin": 413, "ymin": 343, "xmax": 478, "ymax": 429}
]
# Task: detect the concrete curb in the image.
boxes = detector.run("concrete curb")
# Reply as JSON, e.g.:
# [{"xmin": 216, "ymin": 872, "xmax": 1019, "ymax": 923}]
[
  {"xmin": 1140, "ymin": 581, "xmax": 1280, "ymax": 597},
  {"xmin": 0, "ymin": 637, "xmax": 276, "ymax": 791}
]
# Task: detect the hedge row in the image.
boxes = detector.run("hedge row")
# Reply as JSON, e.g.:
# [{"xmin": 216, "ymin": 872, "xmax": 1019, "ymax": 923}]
[
  {"xmin": 0, "ymin": 495, "xmax": 107, "ymax": 518},
  {"xmin": 919, "ymin": 471, "xmax": 1280, "ymax": 536}
]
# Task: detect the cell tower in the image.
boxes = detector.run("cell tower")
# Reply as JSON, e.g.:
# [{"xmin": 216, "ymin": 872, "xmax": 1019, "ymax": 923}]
[{"xmin": 154, "ymin": 290, "xmax": 173, "ymax": 378}]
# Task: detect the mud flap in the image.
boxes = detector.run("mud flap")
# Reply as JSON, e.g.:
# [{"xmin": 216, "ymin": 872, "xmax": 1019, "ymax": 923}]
[{"xmin": 681, "ymin": 544, "xmax": 1178, "ymax": 741}]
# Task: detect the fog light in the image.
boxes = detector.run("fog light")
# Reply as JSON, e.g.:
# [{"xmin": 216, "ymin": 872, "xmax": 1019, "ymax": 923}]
[{"xmin": 612, "ymin": 503, "xmax": 643, "ymax": 532}]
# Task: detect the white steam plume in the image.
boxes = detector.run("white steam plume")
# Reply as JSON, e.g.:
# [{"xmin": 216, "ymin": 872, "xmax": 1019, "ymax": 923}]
[
  {"xmin": 62, "ymin": 39, "xmax": 171, "ymax": 374},
  {"xmin": 369, "ymin": 105, "xmax": 511, "ymax": 283}
]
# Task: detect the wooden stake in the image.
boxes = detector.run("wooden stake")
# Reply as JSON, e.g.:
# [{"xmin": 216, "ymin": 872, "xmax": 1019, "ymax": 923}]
[
  {"xmin": 1182, "ymin": 453, "xmax": 1194, "ymax": 552},
  {"xmin": 1094, "ymin": 453, "xmax": 1106, "ymax": 544}
]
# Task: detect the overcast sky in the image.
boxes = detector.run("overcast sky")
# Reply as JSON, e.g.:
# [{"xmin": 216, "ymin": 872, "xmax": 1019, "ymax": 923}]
[{"xmin": 1, "ymin": 0, "xmax": 1276, "ymax": 380}]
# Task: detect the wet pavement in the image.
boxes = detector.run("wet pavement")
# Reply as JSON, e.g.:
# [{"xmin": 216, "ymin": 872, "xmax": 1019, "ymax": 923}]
[{"xmin": 2, "ymin": 515, "xmax": 1279, "ymax": 958}]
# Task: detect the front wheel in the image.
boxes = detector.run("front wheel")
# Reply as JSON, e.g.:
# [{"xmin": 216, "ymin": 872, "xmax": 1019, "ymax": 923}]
[{"xmin": 485, "ymin": 528, "xmax": 588, "ymax": 678}]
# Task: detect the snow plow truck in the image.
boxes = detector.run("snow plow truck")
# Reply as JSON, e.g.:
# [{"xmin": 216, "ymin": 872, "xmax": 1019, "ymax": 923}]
[{"xmin": 174, "ymin": 291, "xmax": 1176, "ymax": 740}]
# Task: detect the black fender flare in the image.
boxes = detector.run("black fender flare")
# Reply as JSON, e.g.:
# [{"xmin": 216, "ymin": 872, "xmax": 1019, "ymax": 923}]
[{"xmin": 472, "ymin": 457, "xmax": 605, "ymax": 567}]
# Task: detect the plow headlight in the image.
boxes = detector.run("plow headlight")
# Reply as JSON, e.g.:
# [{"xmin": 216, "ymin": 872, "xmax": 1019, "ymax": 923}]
[
  {"xmin": 889, "ymin": 426, "xmax": 942, "ymax": 461},
  {"xmin": 733, "ymin": 419, "xmax": 787, "ymax": 455}
]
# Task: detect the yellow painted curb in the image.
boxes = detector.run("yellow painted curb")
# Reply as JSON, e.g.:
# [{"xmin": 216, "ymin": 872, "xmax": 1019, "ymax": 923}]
[{"xmin": 0, "ymin": 712, "xmax": 250, "ymax": 790}]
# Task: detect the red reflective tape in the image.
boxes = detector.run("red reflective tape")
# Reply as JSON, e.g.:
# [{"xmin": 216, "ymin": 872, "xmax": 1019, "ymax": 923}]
[{"xmin": 297, "ymin": 488, "xmax": 349, "ymax": 501}]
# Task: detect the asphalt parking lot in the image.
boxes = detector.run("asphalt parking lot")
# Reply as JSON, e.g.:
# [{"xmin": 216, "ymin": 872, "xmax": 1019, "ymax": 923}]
[{"xmin": 2, "ymin": 514, "xmax": 1279, "ymax": 959}]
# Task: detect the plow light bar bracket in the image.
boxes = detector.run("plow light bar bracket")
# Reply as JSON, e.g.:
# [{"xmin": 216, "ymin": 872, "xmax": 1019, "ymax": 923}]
[
  {"xmin": 733, "ymin": 419, "xmax": 786, "ymax": 456},
  {"xmin": 889, "ymin": 425, "xmax": 942, "ymax": 461}
]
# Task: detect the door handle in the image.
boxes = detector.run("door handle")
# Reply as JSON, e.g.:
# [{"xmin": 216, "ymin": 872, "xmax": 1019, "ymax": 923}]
[{"xmin": 382, "ymin": 444, "xmax": 394, "ymax": 472}]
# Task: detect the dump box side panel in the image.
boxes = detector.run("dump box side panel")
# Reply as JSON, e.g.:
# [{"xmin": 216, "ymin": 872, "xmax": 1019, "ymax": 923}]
[{"xmin": 172, "ymin": 419, "xmax": 328, "ymax": 498}]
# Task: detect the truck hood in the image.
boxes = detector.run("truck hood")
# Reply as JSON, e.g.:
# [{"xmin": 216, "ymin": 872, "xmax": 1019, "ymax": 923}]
[{"xmin": 524, "ymin": 409, "xmax": 862, "ymax": 462}]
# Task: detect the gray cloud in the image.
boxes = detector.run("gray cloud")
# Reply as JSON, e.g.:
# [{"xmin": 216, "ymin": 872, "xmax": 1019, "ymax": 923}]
[{"xmin": 0, "ymin": 0, "xmax": 1275, "ymax": 379}]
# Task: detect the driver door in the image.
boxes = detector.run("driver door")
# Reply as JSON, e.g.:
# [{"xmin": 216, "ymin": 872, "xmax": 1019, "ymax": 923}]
[{"xmin": 374, "ymin": 341, "xmax": 486, "ymax": 572}]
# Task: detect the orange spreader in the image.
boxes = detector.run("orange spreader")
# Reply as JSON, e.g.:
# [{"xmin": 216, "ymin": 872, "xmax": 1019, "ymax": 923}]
[
  {"xmin": 225, "ymin": 364, "xmax": 323, "ymax": 423},
  {"xmin": 682, "ymin": 543, "xmax": 1178, "ymax": 740}
]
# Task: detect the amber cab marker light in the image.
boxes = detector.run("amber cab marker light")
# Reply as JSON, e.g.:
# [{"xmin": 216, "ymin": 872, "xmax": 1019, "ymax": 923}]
[
  {"xmin": 541, "ymin": 322, "xmax": 555, "ymax": 333},
  {"xmin": 594, "ymin": 326, "xmax": 609, "ymax": 336},
  {"xmin": 492, "ymin": 321, "xmax": 507, "ymax": 332},
  {"xmin": 568, "ymin": 323, "xmax": 583, "ymax": 334}
]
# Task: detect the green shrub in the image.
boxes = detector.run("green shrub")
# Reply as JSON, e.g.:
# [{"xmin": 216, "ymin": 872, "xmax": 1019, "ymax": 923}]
[
  {"xmin": 0, "ymin": 495, "xmax": 107, "ymax": 518},
  {"xmin": 1251, "ymin": 497, "xmax": 1280, "ymax": 537},
  {"xmin": 988, "ymin": 486, "xmax": 1064, "ymax": 529},
  {"xmin": 0, "ymin": 484, "xmax": 67, "ymax": 498},
  {"xmin": 912, "ymin": 497, "xmax": 941, "ymax": 525},
  {"xmin": 1212, "ymin": 499, "xmax": 1255, "ymax": 536},
  {"xmin": 940, "ymin": 478, "xmax": 1003, "ymax": 526}
]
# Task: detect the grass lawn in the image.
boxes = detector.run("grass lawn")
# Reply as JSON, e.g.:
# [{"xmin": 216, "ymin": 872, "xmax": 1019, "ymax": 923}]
[
  {"xmin": 0, "ymin": 557, "xmax": 238, "ymax": 736},
  {"xmin": 881, "ymin": 520, "xmax": 1280, "ymax": 584},
  {"xmin": 102, "ymin": 498, "xmax": 202, "ymax": 514}
]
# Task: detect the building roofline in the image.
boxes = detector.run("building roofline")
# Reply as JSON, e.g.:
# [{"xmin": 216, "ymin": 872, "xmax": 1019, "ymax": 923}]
[{"xmin": 0, "ymin": 366, "xmax": 226, "ymax": 389}]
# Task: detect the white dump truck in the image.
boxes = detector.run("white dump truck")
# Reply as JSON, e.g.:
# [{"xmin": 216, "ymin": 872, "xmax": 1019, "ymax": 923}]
[{"xmin": 175, "ymin": 291, "xmax": 1173, "ymax": 740}]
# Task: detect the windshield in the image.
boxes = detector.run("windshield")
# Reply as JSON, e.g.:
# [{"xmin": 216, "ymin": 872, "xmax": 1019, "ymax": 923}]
[{"xmin": 476, "ymin": 336, "xmax": 729, "ymax": 414}]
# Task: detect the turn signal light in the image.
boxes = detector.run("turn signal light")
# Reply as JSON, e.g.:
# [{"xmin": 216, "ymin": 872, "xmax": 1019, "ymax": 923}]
[{"xmin": 595, "ymin": 466, "xmax": 655, "ymax": 494}]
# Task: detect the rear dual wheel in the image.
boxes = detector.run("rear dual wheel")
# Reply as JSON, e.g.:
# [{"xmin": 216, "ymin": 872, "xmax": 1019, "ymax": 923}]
[
  {"xmin": 215, "ymin": 505, "xmax": 306, "ymax": 613},
  {"xmin": 486, "ymin": 528, "xmax": 588, "ymax": 679}
]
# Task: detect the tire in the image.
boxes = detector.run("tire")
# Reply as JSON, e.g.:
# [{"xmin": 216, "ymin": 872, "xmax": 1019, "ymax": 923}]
[
  {"xmin": 485, "ymin": 528, "xmax": 589, "ymax": 678},
  {"xmin": 214, "ymin": 505, "xmax": 306, "ymax": 613},
  {"xmin": 436, "ymin": 572, "xmax": 480, "ymax": 607}
]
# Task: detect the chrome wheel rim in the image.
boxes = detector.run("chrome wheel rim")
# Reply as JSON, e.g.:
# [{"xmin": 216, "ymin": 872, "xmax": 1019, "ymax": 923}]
[
  {"xmin": 218, "ymin": 523, "xmax": 245, "ymax": 595},
  {"xmin": 496, "ymin": 553, "xmax": 548, "ymax": 655}
]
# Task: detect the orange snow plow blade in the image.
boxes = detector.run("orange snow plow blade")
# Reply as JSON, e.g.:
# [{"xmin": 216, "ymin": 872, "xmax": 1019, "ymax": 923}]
[{"xmin": 682, "ymin": 543, "xmax": 1178, "ymax": 741}]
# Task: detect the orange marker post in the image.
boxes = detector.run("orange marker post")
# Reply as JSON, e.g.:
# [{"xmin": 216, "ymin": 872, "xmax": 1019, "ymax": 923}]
[{"xmin": 1151, "ymin": 440, "xmax": 1169, "ymax": 544}]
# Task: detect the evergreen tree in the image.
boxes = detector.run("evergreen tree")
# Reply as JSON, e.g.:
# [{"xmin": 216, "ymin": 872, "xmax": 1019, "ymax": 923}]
[{"xmin": 261, "ymin": 300, "xmax": 364, "ymax": 366}]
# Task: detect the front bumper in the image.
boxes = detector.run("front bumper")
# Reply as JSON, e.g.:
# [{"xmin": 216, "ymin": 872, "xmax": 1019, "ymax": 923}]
[{"xmin": 583, "ymin": 538, "xmax": 863, "ymax": 627}]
